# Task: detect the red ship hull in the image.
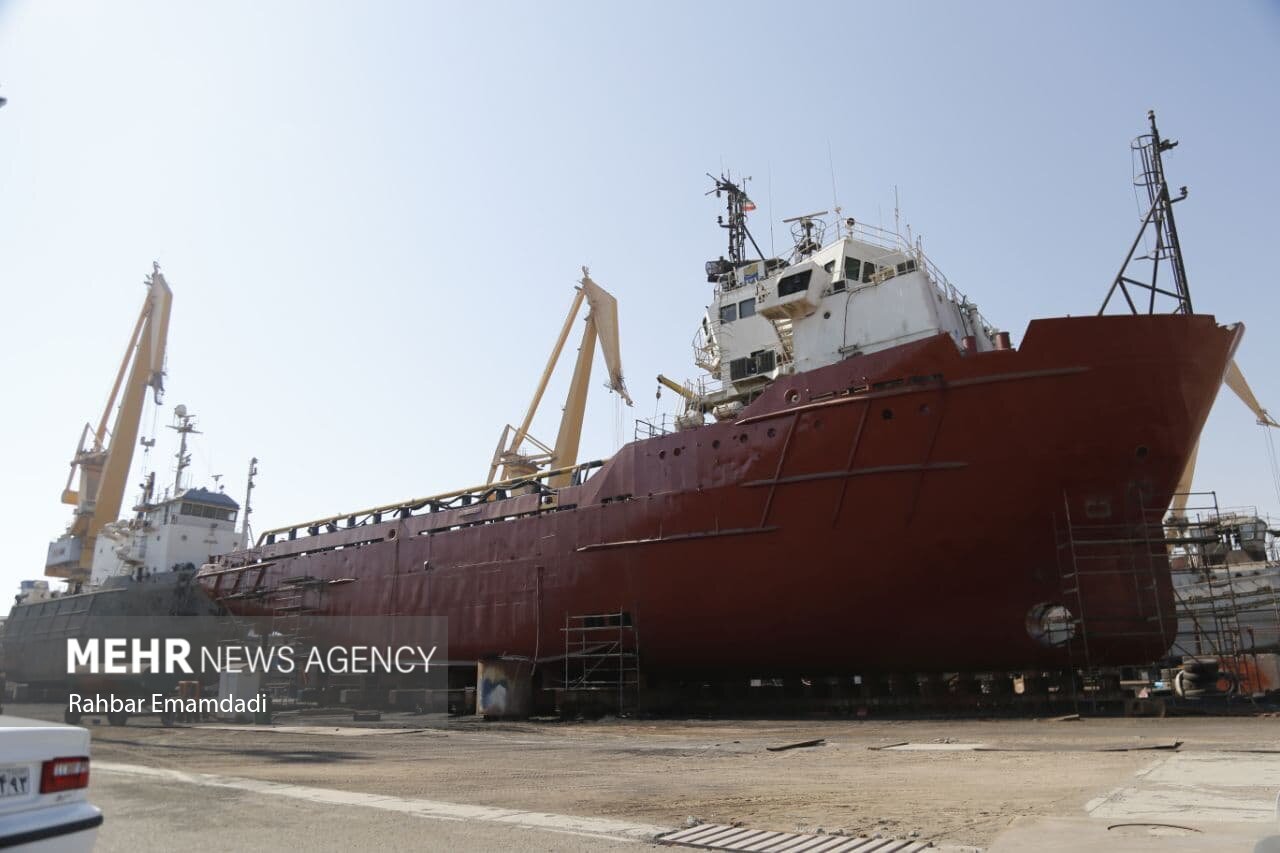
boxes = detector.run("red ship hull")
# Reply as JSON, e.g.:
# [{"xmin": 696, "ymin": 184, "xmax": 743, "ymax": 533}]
[{"xmin": 201, "ymin": 314, "xmax": 1240, "ymax": 675}]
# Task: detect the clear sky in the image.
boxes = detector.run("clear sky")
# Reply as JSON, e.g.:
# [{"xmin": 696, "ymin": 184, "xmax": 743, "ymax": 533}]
[{"xmin": 2, "ymin": 2, "xmax": 1278, "ymax": 615}]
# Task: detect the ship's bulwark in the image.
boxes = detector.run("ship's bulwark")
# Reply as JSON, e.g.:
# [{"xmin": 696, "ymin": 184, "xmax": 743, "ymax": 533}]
[{"xmin": 200, "ymin": 314, "xmax": 1240, "ymax": 676}]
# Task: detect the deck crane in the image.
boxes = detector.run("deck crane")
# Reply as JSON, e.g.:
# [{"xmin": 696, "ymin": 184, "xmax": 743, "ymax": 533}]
[
  {"xmin": 1171, "ymin": 360, "xmax": 1279, "ymax": 517},
  {"xmin": 487, "ymin": 267, "xmax": 632, "ymax": 489},
  {"xmin": 45, "ymin": 264, "xmax": 173, "ymax": 587}
]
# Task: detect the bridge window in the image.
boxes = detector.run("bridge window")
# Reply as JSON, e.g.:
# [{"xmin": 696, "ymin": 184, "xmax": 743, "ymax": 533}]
[
  {"xmin": 778, "ymin": 270, "xmax": 811, "ymax": 297},
  {"xmin": 719, "ymin": 302, "xmax": 738, "ymax": 323},
  {"xmin": 738, "ymin": 298, "xmax": 756, "ymax": 318},
  {"xmin": 844, "ymin": 256, "xmax": 861, "ymax": 282},
  {"xmin": 180, "ymin": 502, "xmax": 237, "ymax": 522}
]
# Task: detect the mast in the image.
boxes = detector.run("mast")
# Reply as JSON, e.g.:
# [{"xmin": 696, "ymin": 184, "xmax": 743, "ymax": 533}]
[
  {"xmin": 705, "ymin": 173, "xmax": 766, "ymax": 274},
  {"xmin": 1099, "ymin": 111, "xmax": 1193, "ymax": 315},
  {"xmin": 169, "ymin": 405, "xmax": 199, "ymax": 495},
  {"xmin": 241, "ymin": 457, "xmax": 258, "ymax": 548}
]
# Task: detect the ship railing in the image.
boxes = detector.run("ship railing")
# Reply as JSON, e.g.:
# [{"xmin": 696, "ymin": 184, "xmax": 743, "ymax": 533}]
[
  {"xmin": 692, "ymin": 374, "xmax": 729, "ymax": 400},
  {"xmin": 842, "ymin": 219, "xmax": 995, "ymax": 335},
  {"xmin": 713, "ymin": 274, "xmax": 749, "ymax": 297},
  {"xmin": 1184, "ymin": 506, "xmax": 1268, "ymax": 527},
  {"xmin": 692, "ymin": 325, "xmax": 719, "ymax": 374},
  {"xmin": 1164, "ymin": 494, "xmax": 1253, "ymax": 540},
  {"xmin": 253, "ymin": 458, "xmax": 607, "ymax": 548},
  {"xmin": 634, "ymin": 415, "xmax": 672, "ymax": 440}
]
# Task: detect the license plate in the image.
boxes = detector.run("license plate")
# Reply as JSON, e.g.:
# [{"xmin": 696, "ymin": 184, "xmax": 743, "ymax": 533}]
[{"xmin": 0, "ymin": 766, "xmax": 30, "ymax": 798}]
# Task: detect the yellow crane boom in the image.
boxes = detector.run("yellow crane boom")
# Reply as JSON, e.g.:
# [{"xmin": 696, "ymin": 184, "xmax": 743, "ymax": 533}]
[
  {"xmin": 46, "ymin": 264, "xmax": 173, "ymax": 585},
  {"xmin": 656, "ymin": 373, "xmax": 698, "ymax": 403},
  {"xmin": 488, "ymin": 268, "xmax": 631, "ymax": 488},
  {"xmin": 1171, "ymin": 359, "xmax": 1278, "ymax": 516}
]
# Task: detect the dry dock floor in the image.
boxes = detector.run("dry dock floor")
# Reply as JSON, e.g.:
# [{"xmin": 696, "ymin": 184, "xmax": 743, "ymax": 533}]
[{"xmin": 10, "ymin": 705, "xmax": 1280, "ymax": 851}]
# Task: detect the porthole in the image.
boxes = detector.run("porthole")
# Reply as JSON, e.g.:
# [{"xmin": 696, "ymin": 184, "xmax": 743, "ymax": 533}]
[
  {"xmin": 1026, "ymin": 602, "xmax": 1076, "ymax": 647},
  {"xmin": 881, "ymin": 408, "xmax": 894, "ymax": 420}
]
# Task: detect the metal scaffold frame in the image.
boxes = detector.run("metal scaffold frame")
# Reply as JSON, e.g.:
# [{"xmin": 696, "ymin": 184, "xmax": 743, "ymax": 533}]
[
  {"xmin": 1055, "ymin": 489, "xmax": 1276, "ymax": 709},
  {"xmin": 561, "ymin": 610, "xmax": 640, "ymax": 715}
]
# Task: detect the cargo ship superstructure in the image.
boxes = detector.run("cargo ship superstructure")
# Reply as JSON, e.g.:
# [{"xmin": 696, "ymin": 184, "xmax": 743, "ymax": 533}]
[{"xmin": 198, "ymin": 115, "xmax": 1241, "ymax": 682}]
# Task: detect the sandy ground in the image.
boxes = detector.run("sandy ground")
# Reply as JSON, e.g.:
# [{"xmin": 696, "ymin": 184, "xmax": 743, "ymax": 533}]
[{"xmin": 9, "ymin": 704, "xmax": 1280, "ymax": 850}]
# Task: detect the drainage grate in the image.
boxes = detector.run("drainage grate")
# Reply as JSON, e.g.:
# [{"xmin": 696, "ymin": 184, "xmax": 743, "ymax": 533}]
[{"xmin": 656, "ymin": 823, "xmax": 932, "ymax": 852}]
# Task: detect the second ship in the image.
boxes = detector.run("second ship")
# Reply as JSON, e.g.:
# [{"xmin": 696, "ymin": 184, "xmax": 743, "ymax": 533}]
[{"xmin": 2, "ymin": 267, "xmax": 252, "ymax": 707}]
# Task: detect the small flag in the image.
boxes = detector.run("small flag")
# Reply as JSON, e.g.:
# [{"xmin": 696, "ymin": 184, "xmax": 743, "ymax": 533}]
[{"xmin": 742, "ymin": 196, "xmax": 756, "ymax": 212}]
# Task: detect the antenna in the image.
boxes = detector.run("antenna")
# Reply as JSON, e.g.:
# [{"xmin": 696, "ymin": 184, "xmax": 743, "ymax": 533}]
[
  {"xmin": 768, "ymin": 165, "xmax": 775, "ymax": 259},
  {"xmin": 781, "ymin": 210, "xmax": 830, "ymax": 223},
  {"xmin": 783, "ymin": 211, "xmax": 828, "ymax": 258},
  {"xmin": 168, "ymin": 405, "xmax": 200, "ymax": 495},
  {"xmin": 827, "ymin": 141, "xmax": 842, "ymax": 228}
]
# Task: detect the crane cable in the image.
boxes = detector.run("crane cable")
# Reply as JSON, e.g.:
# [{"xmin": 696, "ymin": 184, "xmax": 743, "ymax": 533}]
[
  {"xmin": 614, "ymin": 394, "xmax": 625, "ymax": 452},
  {"xmin": 1265, "ymin": 426, "xmax": 1280, "ymax": 510}
]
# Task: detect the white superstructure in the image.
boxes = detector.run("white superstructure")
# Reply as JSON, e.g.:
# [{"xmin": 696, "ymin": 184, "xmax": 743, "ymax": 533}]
[
  {"xmin": 671, "ymin": 178, "xmax": 1002, "ymax": 426},
  {"xmin": 88, "ymin": 486, "xmax": 241, "ymax": 586},
  {"xmin": 698, "ymin": 216, "xmax": 998, "ymax": 406},
  {"xmin": 86, "ymin": 406, "xmax": 243, "ymax": 586}
]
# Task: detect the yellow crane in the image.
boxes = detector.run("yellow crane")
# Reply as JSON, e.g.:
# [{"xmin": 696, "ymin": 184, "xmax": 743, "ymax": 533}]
[
  {"xmin": 1171, "ymin": 359, "xmax": 1279, "ymax": 516},
  {"xmin": 487, "ymin": 267, "xmax": 632, "ymax": 489},
  {"xmin": 46, "ymin": 264, "xmax": 173, "ymax": 586}
]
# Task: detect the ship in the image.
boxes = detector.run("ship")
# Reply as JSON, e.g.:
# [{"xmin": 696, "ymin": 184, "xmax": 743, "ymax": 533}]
[
  {"xmin": 1, "ymin": 267, "xmax": 253, "ymax": 711},
  {"xmin": 197, "ymin": 114, "xmax": 1241, "ymax": 685},
  {"xmin": 2, "ymin": 412, "xmax": 245, "ymax": 695},
  {"xmin": 1170, "ymin": 505, "xmax": 1280, "ymax": 657}
]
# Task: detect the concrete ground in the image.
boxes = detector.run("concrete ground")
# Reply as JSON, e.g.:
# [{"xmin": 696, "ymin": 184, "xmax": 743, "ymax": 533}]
[{"xmin": 8, "ymin": 704, "xmax": 1280, "ymax": 851}]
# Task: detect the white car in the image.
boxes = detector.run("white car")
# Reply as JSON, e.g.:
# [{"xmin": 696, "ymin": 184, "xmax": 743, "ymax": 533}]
[{"xmin": 0, "ymin": 715, "xmax": 102, "ymax": 851}]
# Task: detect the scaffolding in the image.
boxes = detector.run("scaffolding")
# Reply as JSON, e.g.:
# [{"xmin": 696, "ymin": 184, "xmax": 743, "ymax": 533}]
[
  {"xmin": 1167, "ymin": 500, "xmax": 1280, "ymax": 669},
  {"xmin": 1056, "ymin": 490, "xmax": 1280, "ymax": 704},
  {"xmin": 561, "ymin": 611, "xmax": 640, "ymax": 714},
  {"xmin": 261, "ymin": 575, "xmax": 326, "ymax": 707}
]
